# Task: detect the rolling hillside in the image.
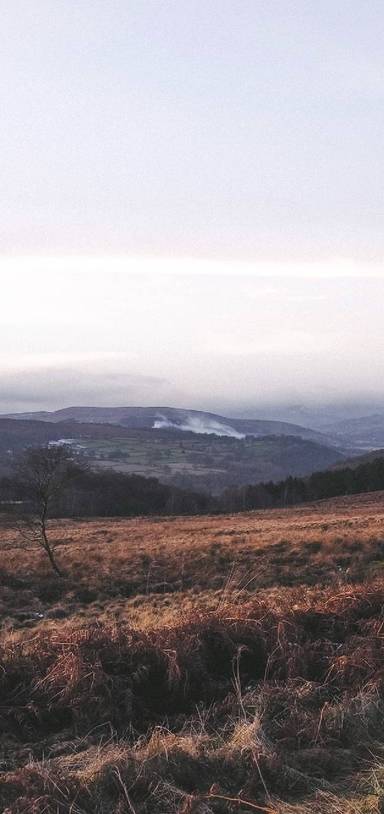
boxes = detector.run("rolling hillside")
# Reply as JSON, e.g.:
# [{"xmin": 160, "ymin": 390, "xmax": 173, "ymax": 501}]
[
  {"xmin": 1, "ymin": 492, "xmax": 384, "ymax": 813},
  {"xmin": 0, "ymin": 417, "xmax": 345, "ymax": 492},
  {"xmin": 325, "ymin": 413, "xmax": 384, "ymax": 449},
  {"xmin": 3, "ymin": 404, "xmax": 341, "ymax": 446}
]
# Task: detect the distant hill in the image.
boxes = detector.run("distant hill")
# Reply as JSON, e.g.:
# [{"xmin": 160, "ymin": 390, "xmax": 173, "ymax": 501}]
[
  {"xmin": 331, "ymin": 447, "xmax": 384, "ymax": 470},
  {"xmin": 324, "ymin": 414, "xmax": 384, "ymax": 449},
  {"xmin": 0, "ymin": 417, "xmax": 345, "ymax": 493},
  {"xmin": 0, "ymin": 417, "xmax": 149, "ymax": 471},
  {"xmin": 3, "ymin": 405, "xmax": 341, "ymax": 447},
  {"xmin": 224, "ymin": 449, "xmax": 384, "ymax": 512},
  {"xmin": 0, "ymin": 417, "xmax": 147, "ymax": 450}
]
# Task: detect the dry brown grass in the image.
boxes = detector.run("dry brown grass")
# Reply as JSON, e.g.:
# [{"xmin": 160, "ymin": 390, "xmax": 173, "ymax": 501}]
[{"xmin": 1, "ymin": 492, "xmax": 384, "ymax": 812}]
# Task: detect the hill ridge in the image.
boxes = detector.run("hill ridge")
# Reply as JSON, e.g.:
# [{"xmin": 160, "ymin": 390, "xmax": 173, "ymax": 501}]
[{"xmin": 2, "ymin": 404, "xmax": 341, "ymax": 447}]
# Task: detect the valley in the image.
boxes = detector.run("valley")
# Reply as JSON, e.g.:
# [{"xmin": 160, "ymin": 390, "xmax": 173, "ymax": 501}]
[
  {"xmin": 76, "ymin": 431, "xmax": 345, "ymax": 493},
  {"xmin": 0, "ymin": 408, "xmax": 349, "ymax": 494}
]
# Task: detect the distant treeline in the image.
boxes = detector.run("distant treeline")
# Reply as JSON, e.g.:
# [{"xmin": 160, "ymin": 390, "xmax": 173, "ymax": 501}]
[
  {"xmin": 0, "ymin": 467, "xmax": 211, "ymax": 517},
  {"xmin": 2, "ymin": 456, "xmax": 384, "ymax": 518},
  {"xmin": 222, "ymin": 456, "xmax": 384, "ymax": 511}
]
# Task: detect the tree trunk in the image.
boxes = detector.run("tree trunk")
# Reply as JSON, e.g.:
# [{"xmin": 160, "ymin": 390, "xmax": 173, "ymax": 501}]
[
  {"xmin": 43, "ymin": 535, "xmax": 63, "ymax": 577},
  {"xmin": 41, "ymin": 504, "xmax": 63, "ymax": 577}
]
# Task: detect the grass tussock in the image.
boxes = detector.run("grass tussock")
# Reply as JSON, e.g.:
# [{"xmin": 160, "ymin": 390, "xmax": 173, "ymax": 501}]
[{"xmin": 1, "ymin": 492, "xmax": 384, "ymax": 811}]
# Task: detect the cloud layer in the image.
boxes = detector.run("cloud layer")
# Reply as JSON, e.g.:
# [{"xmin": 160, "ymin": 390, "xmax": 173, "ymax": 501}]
[{"xmin": 1, "ymin": 264, "xmax": 384, "ymax": 414}]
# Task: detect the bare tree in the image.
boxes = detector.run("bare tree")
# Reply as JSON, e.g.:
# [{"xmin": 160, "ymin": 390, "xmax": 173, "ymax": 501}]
[{"xmin": 15, "ymin": 445, "xmax": 82, "ymax": 576}]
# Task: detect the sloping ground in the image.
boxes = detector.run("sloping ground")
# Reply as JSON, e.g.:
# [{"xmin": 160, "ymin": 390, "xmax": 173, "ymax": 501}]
[
  {"xmin": 326, "ymin": 413, "xmax": 384, "ymax": 448},
  {"xmin": 332, "ymin": 448, "xmax": 384, "ymax": 469},
  {"xmin": 0, "ymin": 417, "xmax": 345, "ymax": 493},
  {"xmin": 1, "ymin": 494, "xmax": 384, "ymax": 812},
  {"xmin": 3, "ymin": 405, "xmax": 338, "ymax": 446}
]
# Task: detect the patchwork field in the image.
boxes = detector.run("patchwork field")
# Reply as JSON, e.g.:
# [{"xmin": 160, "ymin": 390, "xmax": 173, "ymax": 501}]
[
  {"xmin": 71, "ymin": 431, "xmax": 344, "ymax": 494},
  {"xmin": 1, "ymin": 492, "xmax": 384, "ymax": 812}
]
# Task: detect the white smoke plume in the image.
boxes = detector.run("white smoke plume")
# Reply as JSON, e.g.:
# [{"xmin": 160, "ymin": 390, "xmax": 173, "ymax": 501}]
[{"xmin": 153, "ymin": 415, "xmax": 245, "ymax": 439}]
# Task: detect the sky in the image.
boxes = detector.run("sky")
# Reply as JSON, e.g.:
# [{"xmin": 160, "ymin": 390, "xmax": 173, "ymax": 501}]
[
  {"xmin": 1, "ymin": 2, "xmax": 384, "ymax": 413},
  {"xmin": 2, "ymin": 261, "xmax": 384, "ymax": 414}
]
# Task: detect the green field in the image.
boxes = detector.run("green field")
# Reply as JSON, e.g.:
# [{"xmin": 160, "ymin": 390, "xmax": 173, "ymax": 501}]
[{"xmin": 74, "ymin": 430, "xmax": 343, "ymax": 494}]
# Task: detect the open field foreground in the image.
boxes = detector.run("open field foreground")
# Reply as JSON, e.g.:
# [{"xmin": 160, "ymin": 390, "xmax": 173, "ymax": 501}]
[{"xmin": 1, "ymin": 493, "xmax": 384, "ymax": 813}]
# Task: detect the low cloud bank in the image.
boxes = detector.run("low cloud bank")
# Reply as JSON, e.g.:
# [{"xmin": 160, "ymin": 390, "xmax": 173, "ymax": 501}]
[{"xmin": 153, "ymin": 415, "xmax": 245, "ymax": 439}]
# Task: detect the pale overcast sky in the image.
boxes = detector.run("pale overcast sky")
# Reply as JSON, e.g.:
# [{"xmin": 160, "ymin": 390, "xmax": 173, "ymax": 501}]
[
  {"xmin": 1, "ymin": 0, "xmax": 384, "ymax": 258},
  {"xmin": 1, "ymin": 2, "xmax": 384, "ymax": 412},
  {"xmin": 1, "ymin": 263, "xmax": 384, "ymax": 413}
]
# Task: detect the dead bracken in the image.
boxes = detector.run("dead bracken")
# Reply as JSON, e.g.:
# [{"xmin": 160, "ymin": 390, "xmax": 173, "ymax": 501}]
[{"xmin": 1, "ymin": 492, "xmax": 384, "ymax": 812}]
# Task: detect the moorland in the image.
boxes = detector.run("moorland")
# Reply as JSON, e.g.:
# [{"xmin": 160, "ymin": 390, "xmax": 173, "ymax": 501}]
[{"xmin": 1, "ymin": 491, "xmax": 384, "ymax": 812}]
